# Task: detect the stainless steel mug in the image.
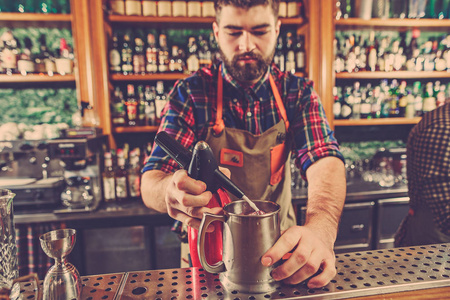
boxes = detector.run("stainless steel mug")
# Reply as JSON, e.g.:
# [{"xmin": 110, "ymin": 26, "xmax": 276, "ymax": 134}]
[{"xmin": 198, "ymin": 200, "xmax": 281, "ymax": 294}]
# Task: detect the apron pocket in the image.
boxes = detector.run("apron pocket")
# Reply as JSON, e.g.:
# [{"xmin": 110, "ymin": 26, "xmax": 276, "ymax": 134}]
[{"xmin": 270, "ymin": 143, "xmax": 287, "ymax": 185}]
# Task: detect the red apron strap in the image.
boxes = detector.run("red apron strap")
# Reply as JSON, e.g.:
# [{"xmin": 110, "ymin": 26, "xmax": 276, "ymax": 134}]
[
  {"xmin": 213, "ymin": 65, "xmax": 225, "ymax": 135},
  {"xmin": 269, "ymin": 74, "xmax": 289, "ymax": 131}
]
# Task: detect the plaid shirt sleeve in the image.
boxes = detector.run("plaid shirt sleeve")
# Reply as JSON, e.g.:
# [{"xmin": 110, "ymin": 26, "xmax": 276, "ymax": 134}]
[
  {"xmin": 290, "ymin": 77, "xmax": 344, "ymax": 177},
  {"xmin": 142, "ymin": 79, "xmax": 198, "ymax": 174}
]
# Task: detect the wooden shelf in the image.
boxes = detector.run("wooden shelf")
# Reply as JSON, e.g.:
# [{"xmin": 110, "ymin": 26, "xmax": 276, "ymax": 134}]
[
  {"xmin": 0, "ymin": 13, "xmax": 72, "ymax": 22},
  {"xmin": 336, "ymin": 71, "xmax": 450, "ymax": 80},
  {"xmin": 111, "ymin": 72, "xmax": 306, "ymax": 82},
  {"xmin": 0, "ymin": 74, "xmax": 76, "ymax": 83},
  {"xmin": 334, "ymin": 117, "xmax": 421, "ymax": 126},
  {"xmin": 108, "ymin": 15, "xmax": 304, "ymax": 25},
  {"xmin": 113, "ymin": 126, "xmax": 159, "ymax": 133},
  {"xmin": 111, "ymin": 73, "xmax": 190, "ymax": 81},
  {"xmin": 335, "ymin": 18, "xmax": 450, "ymax": 31}
]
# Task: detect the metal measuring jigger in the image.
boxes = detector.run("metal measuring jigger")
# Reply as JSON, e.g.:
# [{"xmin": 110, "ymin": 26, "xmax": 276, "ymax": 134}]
[{"xmin": 40, "ymin": 229, "xmax": 82, "ymax": 300}]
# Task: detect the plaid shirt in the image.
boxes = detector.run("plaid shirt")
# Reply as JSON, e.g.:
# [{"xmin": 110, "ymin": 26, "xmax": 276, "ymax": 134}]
[
  {"xmin": 407, "ymin": 103, "xmax": 450, "ymax": 235},
  {"xmin": 143, "ymin": 62, "xmax": 343, "ymax": 177}
]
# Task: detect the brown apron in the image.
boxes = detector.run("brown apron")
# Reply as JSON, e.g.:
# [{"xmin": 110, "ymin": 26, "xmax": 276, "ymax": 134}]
[{"xmin": 205, "ymin": 66, "xmax": 296, "ymax": 231}]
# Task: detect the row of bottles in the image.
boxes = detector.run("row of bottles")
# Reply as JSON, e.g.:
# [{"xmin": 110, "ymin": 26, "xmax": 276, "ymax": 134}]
[
  {"xmin": 0, "ymin": 31, "xmax": 74, "ymax": 75},
  {"xmin": 109, "ymin": 30, "xmax": 306, "ymax": 75},
  {"xmin": 108, "ymin": 0, "xmax": 304, "ymax": 18},
  {"xmin": 102, "ymin": 146, "xmax": 143, "ymax": 203},
  {"xmin": 333, "ymin": 79, "xmax": 450, "ymax": 120},
  {"xmin": 109, "ymin": 31, "xmax": 219, "ymax": 75},
  {"xmin": 110, "ymin": 81, "xmax": 171, "ymax": 127},
  {"xmin": 334, "ymin": 30, "xmax": 450, "ymax": 73},
  {"xmin": 0, "ymin": 0, "xmax": 69, "ymax": 13},
  {"xmin": 336, "ymin": 0, "xmax": 450, "ymax": 20},
  {"xmin": 274, "ymin": 32, "xmax": 306, "ymax": 73}
]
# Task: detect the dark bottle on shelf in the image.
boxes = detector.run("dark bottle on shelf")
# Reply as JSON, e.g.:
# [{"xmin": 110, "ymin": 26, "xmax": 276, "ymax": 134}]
[
  {"xmin": 1, "ymin": 31, "xmax": 18, "ymax": 75},
  {"xmin": 158, "ymin": 33, "xmax": 170, "ymax": 73},
  {"xmin": 366, "ymin": 31, "xmax": 377, "ymax": 72},
  {"xmin": 295, "ymin": 34, "xmax": 305, "ymax": 73},
  {"xmin": 125, "ymin": 84, "xmax": 138, "ymax": 126},
  {"xmin": 133, "ymin": 37, "xmax": 146, "ymax": 74},
  {"xmin": 111, "ymin": 86, "xmax": 127, "ymax": 126},
  {"xmin": 15, "ymin": 0, "xmax": 35, "ymax": 13},
  {"xmin": 121, "ymin": 34, "xmax": 134, "ymax": 75},
  {"xmin": 285, "ymin": 32, "xmax": 296, "ymax": 74},
  {"xmin": 115, "ymin": 149, "xmax": 129, "ymax": 202},
  {"xmin": 155, "ymin": 81, "xmax": 167, "ymax": 121},
  {"xmin": 17, "ymin": 37, "xmax": 35, "ymax": 75},
  {"xmin": 137, "ymin": 85, "xmax": 147, "ymax": 126},
  {"xmin": 103, "ymin": 152, "xmax": 116, "ymax": 203},
  {"xmin": 145, "ymin": 33, "xmax": 159, "ymax": 73},
  {"xmin": 109, "ymin": 33, "xmax": 122, "ymax": 74},
  {"xmin": 186, "ymin": 36, "xmax": 200, "ymax": 73},
  {"xmin": 198, "ymin": 35, "xmax": 212, "ymax": 69},
  {"xmin": 144, "ymin": 85, "xmax": 157, "ymax": 126},
  {"xmin": 274, "ymin": 35, "xmax": 285, "ymax": 72},
  {"xmin": 390, "ymin": 0, "xmax": 407, "ymax": 18},
  {"xmin": 127, "ymin": 148, "xmax": 141, "ymax": 200}
]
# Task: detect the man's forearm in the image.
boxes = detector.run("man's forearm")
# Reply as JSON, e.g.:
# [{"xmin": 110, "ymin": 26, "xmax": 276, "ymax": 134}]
[
  {"xmin": 304, "ymin": 156, "xmax": 346, "ymax": 247},
  {"xmin": 141, "ymin": 170, "xmax": 172, "ymax": 213}
]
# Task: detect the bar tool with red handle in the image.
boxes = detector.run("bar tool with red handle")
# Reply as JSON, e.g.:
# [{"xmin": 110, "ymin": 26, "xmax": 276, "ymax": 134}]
[{"xmin": 155, "ymin": 131, "xmax": 247, "ymax": 267}]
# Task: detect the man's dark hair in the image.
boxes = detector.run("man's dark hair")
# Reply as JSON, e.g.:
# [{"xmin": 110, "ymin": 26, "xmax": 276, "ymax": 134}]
[{"xmin": 214, "ymin": 0, "xmax": 280, "ymax": 21}]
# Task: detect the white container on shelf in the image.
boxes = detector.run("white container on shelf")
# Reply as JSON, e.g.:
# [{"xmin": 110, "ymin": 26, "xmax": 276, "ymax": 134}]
[
  {"xmin": 142, "ymin": 0, "xmax": 157, "ymax": 16},
  {"xmin": 187, "ymin": 0, "xmax": 201, "ymax": 17},
  {"xmin": 158, "ymin": 0, "xmax": 172, "ymax": 17},
  {"xmin": 125, "ymin": 0, "xmax": 142, "ymax": 16}
]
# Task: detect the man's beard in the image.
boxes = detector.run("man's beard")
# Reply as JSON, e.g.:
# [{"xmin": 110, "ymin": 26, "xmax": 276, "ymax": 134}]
[{"xmin": 219, "ymin": 48, "xmax": 275, "ymax": 83}]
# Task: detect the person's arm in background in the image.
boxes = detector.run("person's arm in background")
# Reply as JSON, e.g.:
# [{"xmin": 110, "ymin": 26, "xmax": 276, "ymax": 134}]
[{"xmin": 262, "ymin": 77, "xmax": 346, "ymax": 288}]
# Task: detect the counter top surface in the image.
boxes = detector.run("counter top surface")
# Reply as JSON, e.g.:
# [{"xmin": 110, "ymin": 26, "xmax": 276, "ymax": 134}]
[
  {"xmin": 17, "ymin": 243, "xmax": 450, "ymax": 299},
  {"xmin": 14, "ymin": 177, "xmax": 408, "ymax": 225}
]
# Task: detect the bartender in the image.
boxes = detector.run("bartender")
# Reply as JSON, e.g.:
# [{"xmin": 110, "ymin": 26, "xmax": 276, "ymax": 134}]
[{"xmin": 141, "ymin": 0, "xmax": 346, "ymax": 289}]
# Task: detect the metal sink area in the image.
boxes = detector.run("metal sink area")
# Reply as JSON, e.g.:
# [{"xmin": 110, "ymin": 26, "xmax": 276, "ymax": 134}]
[{"xmin": 18, "ymin": 243, "xmax": 450, "ymax": 299}]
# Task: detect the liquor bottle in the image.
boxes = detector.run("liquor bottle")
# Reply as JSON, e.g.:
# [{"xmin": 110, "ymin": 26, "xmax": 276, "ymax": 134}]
[
  {"xmin": 0, "ymin": 31, "xmax": 18, "ymax": 75},
  {"xmin": 274, "ymin": 35, "xmax": 285, "ymax": 72},
  {"xmin": 397, "ymin": 80, "xmax": 408, "ymax": 117},
  {"xmin": 340, "ymin": 87, "xmax": 353, "ymax": 119},
  {"xmin": 351, "ymin": 81, "xmax": 362, "ymax": 119},
  {"xmin": 176, "ymin": 47, "xmax": 186, "ymax": 73},
  {"xmin": 103, "ymin": 152, "xmax": 116, "ymax": 202},
  {"xmin": 158, "ymin": 0, "xmax": 172, "ymax": 16},
  {"xmin": 332, "ymin": 86, "xmax": 342, "ymax": 119},
  {"xmin": 285, "ymin": 32, "xmax": 296, "ymax": 74},
  {"xmin": 17, "ymin": 37, "xmax": 35, "ymax": 75},
  {"xmin": 412, "ymin": 81, "xmax": 423, "ymax": 117},
  {"xmin": 133, "ymin": 37, "xmax": 146, "ymax": 74},
  {"xmin": 422, "ymin": 38, "xmax": 435, "ymax": 71},
  {"xmin": 125, "ymin": 84, "xmax": 138, "ymax": 126},
  {"xmin": 155, "ymin": 81, "xmax": 167, "ymax": 120},
  {"xmin": 158, "ymin": 33, "xmax": 170, "ymax": 73},
  {"xmin": 405, "ymin": 89, "xmax": 416, "ymax": 118},
  {"xmin": 198, "ymin": 35, "xmax": 212, "ymax": 68},
  {"xmin": 422, "ymin": 82, "xmax": 437, "ymax": 113},
  {"xmin": 388, "ymin": 79, "xmax": 400, "ymax": 117},
  {"xmin": 127, "ymin": 148, "xmax": 141, "ymax": 200},
  {"xmin": 55, "ymin": 37, "xmax": 74, "ymax": 75},
  {"xmin": 390, "ymin": 0, "xmax": 407, "ymax": 18},
  {"xmin": 109, "ymin": 33, "xmax": 122, "ymax": 73},
  {"xmin": 186, "ymin": 36, "xmax": 200, "ymax": 73},
  {"xmin": 111, "ymin": 86, "xmax": 127, "ymax": 126},
  {"xmin": 145, "ymin": 33, "xmax": 159, "ymax": 73},
  {"xmin": 15, "ymin": 0, "xmax": 35, "ymax": 12},
  {"xmin": 366, "ymin": 31, "xmax": 377, "ymax": 72},
  {"xmin": 169, "ymin": 45, "xmax": 180, "ymax": 72},
  {"xmin": 115, "ymin": 149, "xmax": 129, "ymax": 202},
  {"xmin": 125, "ymin": 0, "xmax": 142, "ymax": 15},
  {"xmin": 371, "ymin": 86, "xmax": 383, "ymax": 119},
  {"xmin": 296, "ymin": 34, "xmax": 309, "ymax": 75},
  {"xmin": 121, "ymin": 34, "xmax": 133, "ymax": 75},
  {"xmin": 172, "ymin": 0, "xmax": 187, "ymax": 17},
  {"xmin": 137, "ymin": 85, "xmax": 146, "ymax": 125},
  {"xmin": 187, "ymin": 0, "xmax": 201, "ymax": 17},
  {"xmin": 360, "ymin": 84, "xmax": 372, "ymax": 119},
  {"xmin": 144, "ymin": 85, "xmax": 157, "ymax": 125}
]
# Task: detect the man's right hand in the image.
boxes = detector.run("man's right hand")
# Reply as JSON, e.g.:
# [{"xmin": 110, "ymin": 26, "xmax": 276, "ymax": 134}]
[{"xmin": 164, "ymin": 169, "xmax": 222, "ymax": 230}]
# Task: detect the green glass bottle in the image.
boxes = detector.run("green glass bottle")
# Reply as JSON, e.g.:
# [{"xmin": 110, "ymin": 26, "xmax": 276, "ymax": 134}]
[{"xmin": 426, "ymin": 0, "xmax": 437, "ymax": 18}]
